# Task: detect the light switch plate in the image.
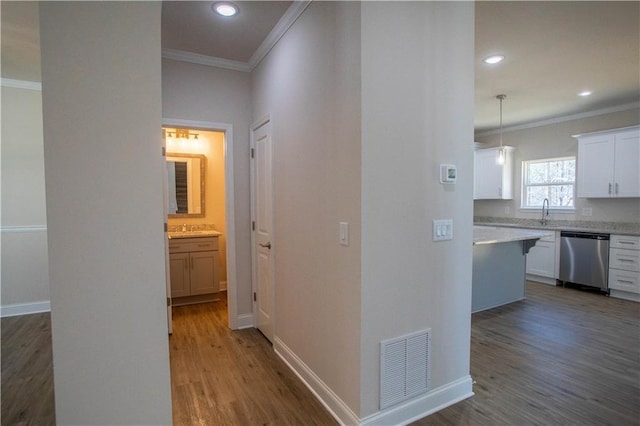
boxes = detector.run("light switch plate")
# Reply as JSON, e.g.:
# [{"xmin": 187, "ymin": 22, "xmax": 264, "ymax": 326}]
[
  {"xmin": 339, "ymin": 222, "xmax": 349, "ymax": 246},
  {"xmin": 433, "ymin": 219, "xmax": 453, "ymax": 241}
]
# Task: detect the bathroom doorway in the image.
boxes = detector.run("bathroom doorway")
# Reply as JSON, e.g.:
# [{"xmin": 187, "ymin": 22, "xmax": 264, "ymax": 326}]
[{"xmin": 162, "ymin": 119, "xmax": 239, "ymax": 329}]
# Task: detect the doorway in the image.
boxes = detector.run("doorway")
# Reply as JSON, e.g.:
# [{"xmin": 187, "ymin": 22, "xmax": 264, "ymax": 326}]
[
  {"xmin": 250, "ymin": 117, "xmax": 275, "ymax": 341},
  {"xmin": 162, "ymin": 119, "xmax": 239, "ymax": 329}
]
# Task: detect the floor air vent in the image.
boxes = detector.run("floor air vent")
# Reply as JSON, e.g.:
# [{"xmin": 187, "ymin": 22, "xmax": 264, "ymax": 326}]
[{"xmin": 380, "ymin": 329, "xmax": 431, "ymax": 409}]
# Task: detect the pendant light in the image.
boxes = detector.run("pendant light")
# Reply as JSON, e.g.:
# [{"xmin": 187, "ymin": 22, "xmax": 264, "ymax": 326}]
[{"xmin": 496, "ymin": 94, "xmax": 506, "ymax": 165}]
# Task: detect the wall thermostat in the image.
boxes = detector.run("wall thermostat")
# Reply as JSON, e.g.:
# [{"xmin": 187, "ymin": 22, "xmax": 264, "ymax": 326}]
[{"xmin": 440, "ymin": 164, "xmax": 457, "ymax": 184}]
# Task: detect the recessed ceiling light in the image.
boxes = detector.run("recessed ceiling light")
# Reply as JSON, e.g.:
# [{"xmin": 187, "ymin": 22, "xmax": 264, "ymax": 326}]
[
  {"xmin": 483, "ymin": 55, "xmax": 505, "ymax": 65},
  {"xmin": 578, "ymin": 90, "xmax": 592, "ymax": 97},
  {"xmin": 213, "ymin": 2, "xmax": 238, "ymax": 17}
]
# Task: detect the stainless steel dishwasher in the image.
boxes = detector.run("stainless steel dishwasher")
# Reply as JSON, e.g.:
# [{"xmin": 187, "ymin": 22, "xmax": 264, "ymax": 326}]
[{"xmin": 559, "ymin": 231, "xmax": 610, "ymax": 293}]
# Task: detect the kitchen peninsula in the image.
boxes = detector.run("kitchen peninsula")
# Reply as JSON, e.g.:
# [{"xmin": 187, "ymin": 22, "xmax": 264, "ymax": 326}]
[{"xmin": 473, "ymin": 226, "xmax": 553, "ymax": 312}]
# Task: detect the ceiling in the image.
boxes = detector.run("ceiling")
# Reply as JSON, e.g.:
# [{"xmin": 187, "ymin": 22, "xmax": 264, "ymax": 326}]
[{"xmin": 2, "ymin": 1, "xmax": 638, "ymax": 133}]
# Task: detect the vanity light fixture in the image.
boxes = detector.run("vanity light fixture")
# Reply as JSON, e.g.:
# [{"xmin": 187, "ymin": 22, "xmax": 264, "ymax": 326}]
[
  {"xmin": 213, "ymin": 2, "xmax": 238, "ymax": 17},
  {"xmin": 496, "ymin": 94, "xmax": 507, "ymax": 165},
  {"xmin": 166, "ymin": 129, "xmax": 199, "ymax": 140},
  {"xmin": 483, "ymin": 55, "xmax": 504, "ymax": 65}
]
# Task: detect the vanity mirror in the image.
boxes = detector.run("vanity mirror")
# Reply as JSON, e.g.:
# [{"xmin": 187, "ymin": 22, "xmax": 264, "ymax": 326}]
[{"xmin": 166, "ymin": 153, "xmax": 206, "ymax": 217}]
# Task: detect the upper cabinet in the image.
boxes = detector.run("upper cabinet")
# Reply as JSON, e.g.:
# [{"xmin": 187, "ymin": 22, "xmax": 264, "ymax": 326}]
[
  {"xmin": 474, "ymin": 146, "xmax": 514, "ymax": 200},
  {"xmin": 575, "ymin": 126, "xmax": 640, "ymax": 198}
]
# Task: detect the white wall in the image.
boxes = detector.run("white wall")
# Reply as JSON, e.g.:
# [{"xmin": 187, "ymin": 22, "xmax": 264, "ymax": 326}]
[
  {"xmin": 251, "ymin": 1, "xmax": 363, "ymax": 417},
  {"xmin": 252, "ymin": 2, "xmax": 474, "ymax": 423},
  {"xmin": 360, "ymin": 1, "xmax": 474, "ymax": 419},
  {"xmin": 40, "ymin": 3, "xmax": 172, "ymax": 424},
  {"xmin": 162, "ymin": 59, "xmax": 253, "ymax": 315},
  {"xmin": 474, "ymin": 107, "xmax": 640, "ymax": 223},
  {"xmin": 0, "ymin": 84, "xmax": 50, "ymax": 314}
]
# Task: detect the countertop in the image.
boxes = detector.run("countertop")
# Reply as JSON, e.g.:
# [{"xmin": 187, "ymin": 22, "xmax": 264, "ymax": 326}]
[
  {"xmin": 168, "ymin": 230, "xmax": 222, "ymax": 239},
  {"xmin": 474, "ymin": 217, "xmax": 640, "ymax": 237},
  {"xmin": 473, "ymin": 226, "xmax": 554, "ymax": 246}
]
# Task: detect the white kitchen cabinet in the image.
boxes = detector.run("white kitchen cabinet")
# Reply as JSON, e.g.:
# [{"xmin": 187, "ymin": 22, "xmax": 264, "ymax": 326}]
[
  {"xmin": 474, "ymin": 146, "xmax": 514, "ymax": 200},
  {"xmin": 169, "ymin": 236, "xmax": 220, "ymax": 302},
  {"xmin": 526, "ymin": 231, "xmax": 558, "ymax": 284},
  {"xmin": 609, "ymin": 234, "xmax": 640, "ymax": 301},
  {"xmin": 575, "ymin": 126, "xmax": 640, "ymax": 198}
]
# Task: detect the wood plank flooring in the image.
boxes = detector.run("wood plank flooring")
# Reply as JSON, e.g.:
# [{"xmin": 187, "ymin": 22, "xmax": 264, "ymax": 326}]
[
  {"xmin": 169, "ymin": 295, "xmax": 337, "ymax": 425},
  {"xmin": 2, "ymin": 283, "xmax": 638, "ymax": 425},
  {"xmin": 413, "ymin": 282, "xmax": 640, "ymax": 425},
  {"xmin": 1, "ymin": 312, "xmax": 56, "ymax": 426}
]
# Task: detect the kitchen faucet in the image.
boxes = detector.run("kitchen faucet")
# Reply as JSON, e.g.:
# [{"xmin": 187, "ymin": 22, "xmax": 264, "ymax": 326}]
[{"xmin": 540, "ymin": 198, "xmax": 549, "ymax": 225}]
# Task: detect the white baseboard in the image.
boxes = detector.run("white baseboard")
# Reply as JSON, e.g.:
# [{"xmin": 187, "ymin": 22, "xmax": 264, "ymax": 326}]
[
  {"xmin": 610, "ymin": 289, "xmax": 640, "ymax": 302},
  {"xmin": 236, "ymin": 313, "xmax": 254, "ymax": 329},
  {"xmin": 274, "ymin": 337, "xmax": 360, "ymax": 425},
  {"xmin": 360, "ymin": 376, "xmax": 474, "ymax": 426},
  {"xmin": 526, "ymin": 275, "xmax": 557, "ymax": 286},
  {"xmin": 219, "ymin": 280, "xmax": 227, "ymax": 291},
  {"xmin": 0, "ymin": 301, "xmax": 51, "ymax": 317},
  {"xmin": 275, "ymin": 336, "xmax": 474, "ymax": 426}
]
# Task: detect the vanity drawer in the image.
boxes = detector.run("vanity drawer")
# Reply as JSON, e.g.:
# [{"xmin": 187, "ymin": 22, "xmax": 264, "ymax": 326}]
[
  {"xmin": 611, "ymin": 235, "xmax": 640, "ymax": 250},
  {"xmin": 609, "ymin": 268, "xmax": 640, "ymax": 294},
  {"xmin": 169, "ymin": 237, "xmax": 218, "ymax": 253},
  {"xmin": 609, "ymin": 248, "xmax": 640, "ymax": 272}
]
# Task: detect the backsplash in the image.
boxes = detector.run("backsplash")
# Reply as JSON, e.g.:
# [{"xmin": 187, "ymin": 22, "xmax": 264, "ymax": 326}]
[
  {"xmin": 168, "ymin": 223, "xmax": 217, "ymax": 233},
  {"xmin": 474, "ymin": 216, "xmax": 640, "ymax": 235}
]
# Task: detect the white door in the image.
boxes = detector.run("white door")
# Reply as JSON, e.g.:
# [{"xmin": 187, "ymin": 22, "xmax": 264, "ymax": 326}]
[
  {"xmin": 252, "ymin": 120, "xmax": 274, "ymax": 341},
  {"xmin": 161, "ymin": 129, "xmax": 173, "ymax": 334}
]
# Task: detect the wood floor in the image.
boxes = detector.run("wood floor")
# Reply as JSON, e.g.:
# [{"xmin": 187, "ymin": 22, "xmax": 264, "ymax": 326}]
[
  {"xmin": 169, "ymin": 294, "xmax": 337, "ymax": 425},
  {"xmin": 2, "ymin": 283, "xmax": 638, "ymax": 425},
  {"xmin": 1, "ymin": 312, "xmax": 55, "ymax": 425},
  {"xmin": 413, "ymin": 282, "xmax": 640, "ymax": 426}
]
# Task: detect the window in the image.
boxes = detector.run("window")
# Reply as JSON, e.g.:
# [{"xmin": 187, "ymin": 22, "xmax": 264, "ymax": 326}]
[{"xmin": 522, "ymin": 157, "xmax": 575, "ymax": 209}]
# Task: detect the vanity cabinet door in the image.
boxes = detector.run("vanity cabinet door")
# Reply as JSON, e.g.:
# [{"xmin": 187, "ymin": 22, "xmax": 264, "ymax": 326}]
[
  {"xmin": 169, "ymin": 253, "xmax": 190, "ymax": 298},
  {"xmin": 189, "ymin": 251, "xmax": 219, "ymax": 295}
]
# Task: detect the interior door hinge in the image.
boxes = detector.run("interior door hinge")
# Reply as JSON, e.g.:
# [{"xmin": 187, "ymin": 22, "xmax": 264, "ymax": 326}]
[
  {"xmin": 164, "ymin": 222, "xmax": 168, "ymax": 232},
  {"xmin": 162, "ymin": 146, "xmax": 166, "ymax": 157},
  {"xmin": 253, "ymin": 292, "xmax": 257, "ymax": 302},
  {"xmin": 250, "ymin": 148, "xmax": 255, "ymax": 159},
  {"xmin": 167, "ymin": 297, "xmax": 171, "ymax": 307},
  {"xmin": 252, "ymin": 221, "xmax": 255, "ymax": 231}
]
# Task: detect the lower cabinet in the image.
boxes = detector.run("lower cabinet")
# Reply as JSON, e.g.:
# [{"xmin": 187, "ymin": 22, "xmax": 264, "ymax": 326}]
[
  {"xmin": 608, "ymin": 234, "xmax": 640, "ymax": 301},
  {"xmin": 169, "ymin": 237, "xmax": 220, "ymax": 302},
  {"xmin": 526, "ymin": 231, "xmax": 559, "ymax": 284}
]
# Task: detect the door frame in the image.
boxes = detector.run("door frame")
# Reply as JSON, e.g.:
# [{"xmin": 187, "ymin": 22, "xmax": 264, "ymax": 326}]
[
  {"xmin": 250, "ymin": 114, "xmax": 275, "ymax": 337},
  {"xmin": 162, "ymin": 118, "xmax": 240, "ymax": 330}
]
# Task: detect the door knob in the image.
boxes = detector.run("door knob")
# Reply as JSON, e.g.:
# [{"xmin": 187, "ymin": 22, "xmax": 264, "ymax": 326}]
[{"xmin": 259, "ymin": 242, "xmax": 272, "ymax": 250}]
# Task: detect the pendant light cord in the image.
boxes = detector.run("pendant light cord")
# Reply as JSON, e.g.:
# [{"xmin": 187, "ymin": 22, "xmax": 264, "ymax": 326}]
[{"xmin": 497, "ymin": 94, "xmax": 506, "ymax": 148}]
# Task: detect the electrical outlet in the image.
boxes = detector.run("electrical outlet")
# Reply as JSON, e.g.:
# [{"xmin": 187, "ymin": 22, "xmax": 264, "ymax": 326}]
[
  {"xmin": 504, "ymin": 206, "xmax": 511, "ymax": 214},
  {"xmin": 582, "ymin": 207, "xmax": 593, "ymax": 217}
]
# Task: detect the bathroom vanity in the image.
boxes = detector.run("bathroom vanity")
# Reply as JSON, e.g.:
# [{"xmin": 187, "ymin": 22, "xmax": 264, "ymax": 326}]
[{"xmin": 168, "ymin": 231, "xmax": 221, "ymax": 305}]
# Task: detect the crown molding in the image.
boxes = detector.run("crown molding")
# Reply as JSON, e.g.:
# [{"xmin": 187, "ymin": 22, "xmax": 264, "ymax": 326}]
[
  {"xmin": 475, "ymin": 101, "xmax": 640, "ymax": 137},
  {"xmin": 0, "ymin": 78, "xmax": 42, "ymax": 91},
  {"xmin": 162, "ymin": 0, "xmax": 311, "ymax": 73},
  {"xmin": 161, "ymin": 49, "xmax": 251, "ymax": 72},
  {"xmin": 248, "ymin": 0, "xmax": 312, "ymax": 69}
]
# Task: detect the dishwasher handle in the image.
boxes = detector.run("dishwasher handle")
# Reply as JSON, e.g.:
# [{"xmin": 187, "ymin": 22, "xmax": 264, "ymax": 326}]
[{"xmin": 561, "ymin": 231, "xmax": 610, "ymax": 240}]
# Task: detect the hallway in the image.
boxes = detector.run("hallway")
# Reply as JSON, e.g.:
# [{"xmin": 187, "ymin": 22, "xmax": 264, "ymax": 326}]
[{"xmin": 169, "ymin": 296, "xmax": 337, "ymax": 425}]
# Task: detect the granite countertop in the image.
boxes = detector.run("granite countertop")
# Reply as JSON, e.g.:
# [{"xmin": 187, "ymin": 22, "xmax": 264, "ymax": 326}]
[
  {"xmin": 473, "ymin": 226, "xmax": 554, "ymax": 246},
  {"xmin": 168, "ymin": 230, "xmax": 222, "ymax": 239},
  {"xmin": 474, "ymin": 217, "xmax": 640, "ymax": 236}
]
